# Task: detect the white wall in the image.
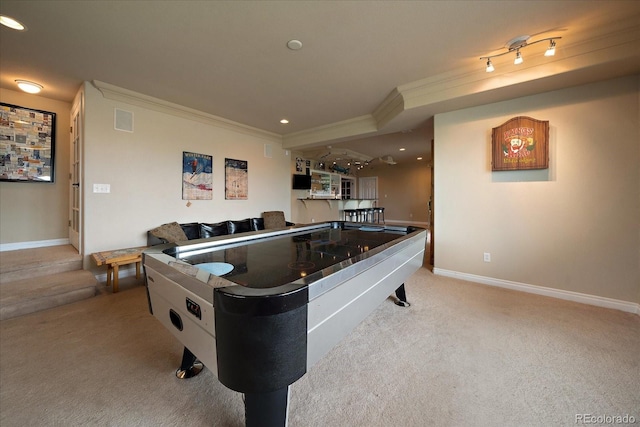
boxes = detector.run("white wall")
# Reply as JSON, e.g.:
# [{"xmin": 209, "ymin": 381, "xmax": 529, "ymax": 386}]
[
  {"xmin": 0, "ymin": 89, "xmax": 71, "ymax": 247},
  {"xmin": 434, "ymin": 75, "xmax": 639, "ymax": 304},
  {"xmin": 82, "ymin": 82, "xmax": 291, "ymax": 268}
]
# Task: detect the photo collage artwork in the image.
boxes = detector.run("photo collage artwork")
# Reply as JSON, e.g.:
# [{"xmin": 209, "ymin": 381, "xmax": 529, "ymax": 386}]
[{"xmin": 0, "ymin": 103, "xmax": 56, "ymax": 182}]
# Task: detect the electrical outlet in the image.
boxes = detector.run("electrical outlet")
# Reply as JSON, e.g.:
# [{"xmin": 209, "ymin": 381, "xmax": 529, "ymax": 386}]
[{"xmin": 483, "ymin": 252, "xmax": 491, "ymax": 262}]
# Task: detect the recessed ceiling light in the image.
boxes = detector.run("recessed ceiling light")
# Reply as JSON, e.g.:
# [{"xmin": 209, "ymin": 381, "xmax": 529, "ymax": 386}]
[
  {"xmin": 399, "ymin": 148, "xmax": 406, "ymax": 151},
  {"xmin": 417, "ymin": 157, "xmax": 423, "ymax": 160},
  {"xmin": 15, "ymin": 80, "xmax": 43, "ymax": 94},
  {"xmin": 280, "ymin": 119, "xmax": 289, "ymax": 124},
  {"xmin": 0, "ymin": 15, "xmax": 27, "ymax": 31},
  {"xmin": 287, "ymin": 39, "xmax": 303, "ymax": 50}
]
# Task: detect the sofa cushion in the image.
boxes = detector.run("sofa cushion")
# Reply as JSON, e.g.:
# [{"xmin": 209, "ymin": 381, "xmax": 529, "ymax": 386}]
[
  {"xmin": 251, "ymin": 217, "xmax": 264, "ymax": 231},
  {"xmin": 149, "ymin": 222, "xmax": 188, "ymax": 243},
  {"xmin": 263, "ymin": 211, "xmax": 286, "ymax": 229},
  {"xmin": 180, "ymin": 222, "xmax": 201, "ymax": 240},
  {"xmin": 227, "ymin": 219, "xmax": 252, "ymax": 234},
  {"xmin": 200, "ymin": 222, "xmax": 229, "ymax": 238}
]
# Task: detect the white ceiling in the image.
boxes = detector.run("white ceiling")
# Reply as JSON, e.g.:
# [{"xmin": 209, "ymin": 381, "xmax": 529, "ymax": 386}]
[{"xmin": 1, "ymin": 1, "xmax": 639, "ymax": 166}]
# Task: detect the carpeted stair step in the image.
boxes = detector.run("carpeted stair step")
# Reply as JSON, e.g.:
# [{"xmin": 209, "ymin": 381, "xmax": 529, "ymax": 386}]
[
  {"xmin": 0, "ymin": 269, "xmax": 98, "ymax": 321},
  {"xmin": 0, "ymin": 245, "xmax": 83, "ymax": 283}
]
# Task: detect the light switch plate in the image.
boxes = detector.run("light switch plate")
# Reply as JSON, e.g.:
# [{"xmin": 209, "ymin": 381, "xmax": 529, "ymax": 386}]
[{"xmin": 93, "ymin": 184, "xmax": 110, "ymax": 193}]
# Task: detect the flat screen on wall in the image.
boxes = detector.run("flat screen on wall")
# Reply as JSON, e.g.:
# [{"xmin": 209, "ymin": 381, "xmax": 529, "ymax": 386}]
[{"xmin": 292, "ymin": 174, "xmax": 311, "ymax": 190}]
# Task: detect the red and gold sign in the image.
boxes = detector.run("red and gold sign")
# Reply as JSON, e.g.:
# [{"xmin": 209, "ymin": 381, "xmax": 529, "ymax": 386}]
[{"xmin": 491, "ymin": 116, "xmax": 549, "ymax": 171}]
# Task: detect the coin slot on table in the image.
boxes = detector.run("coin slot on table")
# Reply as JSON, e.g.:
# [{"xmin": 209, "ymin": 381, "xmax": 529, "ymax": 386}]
[{"xmin": 186, "ymin": 298, "xmax": 202, "ymax": 320}]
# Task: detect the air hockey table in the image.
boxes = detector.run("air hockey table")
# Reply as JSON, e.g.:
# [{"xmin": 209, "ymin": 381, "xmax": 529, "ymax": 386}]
[{"xmin": 143, "ymin": 221, "xmax": 426, "ymax": 427}]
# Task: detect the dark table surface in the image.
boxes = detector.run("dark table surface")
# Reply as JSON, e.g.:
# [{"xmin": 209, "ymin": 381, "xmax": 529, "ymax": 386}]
[{"xmin": 173, "ymin": 226, "xmax": 406, "ymax": 289}]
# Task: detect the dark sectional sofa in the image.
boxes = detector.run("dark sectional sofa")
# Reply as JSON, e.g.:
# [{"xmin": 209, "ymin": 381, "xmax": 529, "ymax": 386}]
[{"xmin": 147, "ymin": 217, "xmax": 295, "ymax": 246}]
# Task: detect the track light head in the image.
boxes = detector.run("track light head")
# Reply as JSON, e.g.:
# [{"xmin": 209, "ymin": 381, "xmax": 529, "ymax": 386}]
[
  {"xmin": 486, "ymin": 59, "xmax": 494, "ymax": 72},
  {"xmin": 544, "ymin": 39, "xmax": 556, "ymax": 57},
  {"xmin": 514, "ymin": 50, "xmax": 523, "ymax": 65}
]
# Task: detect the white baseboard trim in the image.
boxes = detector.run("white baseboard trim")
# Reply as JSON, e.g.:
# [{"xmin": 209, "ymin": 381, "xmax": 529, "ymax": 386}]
[
  {"xmin": 433, "ymin": 268, "xmax": 639, "ymax": 315},
  {"xmin": 0, "ymin": 238, "xmax": 70, "ymax": 252}
]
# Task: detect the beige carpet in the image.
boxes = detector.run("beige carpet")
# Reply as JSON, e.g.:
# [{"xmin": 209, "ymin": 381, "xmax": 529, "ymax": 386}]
[{"xmin": 1, "ymin": 268, "xmax": 638, "ymax": 426}]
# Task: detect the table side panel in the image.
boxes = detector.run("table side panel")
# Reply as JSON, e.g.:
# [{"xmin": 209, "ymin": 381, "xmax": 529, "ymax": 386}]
[
  {"xmin": 146, "ymin": 266, "xmax": 218, "ymax": 375},
  {"xmin": 307, "ymin": 237, "xmax": 424, "ymax": 328},
  {"xmin": 306, "ymin": 237, "xmax": 425, "ymax": 369}
]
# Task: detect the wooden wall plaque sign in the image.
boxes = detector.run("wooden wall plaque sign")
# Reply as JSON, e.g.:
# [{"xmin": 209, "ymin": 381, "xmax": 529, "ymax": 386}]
[{"xmin": 491, "ymin": 116, "xmax": 549, "ymax": 171}]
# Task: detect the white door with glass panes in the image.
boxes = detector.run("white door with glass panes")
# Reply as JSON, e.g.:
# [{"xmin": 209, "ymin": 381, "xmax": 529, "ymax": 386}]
[{"xmin": 69, "ymin": 92, "xmax": 83, "ymax": 252}]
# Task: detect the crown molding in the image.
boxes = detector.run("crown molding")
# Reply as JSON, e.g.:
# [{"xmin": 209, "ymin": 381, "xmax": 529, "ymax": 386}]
[
  {"xmin": 282, "ymin": 115, "xmax": 378, "ymax": 149},
  {"xmin": 92, "ymin": 80, "xmax": 282, "ymax": 142},
  {"xmin": 372, "ymin": 88, "xmax": 405, "ymax": 129}
]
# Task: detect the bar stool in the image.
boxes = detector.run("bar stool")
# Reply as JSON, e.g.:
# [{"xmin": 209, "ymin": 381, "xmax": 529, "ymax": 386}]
[
  {"xmin": 373, "ymin": 207, "xmax": 385, "ymax": 223},
  {"xmin": 356, "ymin": 208, "xmax": 368, "ymax": 222},
  {"xmin": 344, "ymin": 209, "xmax": 358, "ymax": 222},
  {"xmin": 364, "ymin": 207, "xmax": 376, "ymax": 223}
]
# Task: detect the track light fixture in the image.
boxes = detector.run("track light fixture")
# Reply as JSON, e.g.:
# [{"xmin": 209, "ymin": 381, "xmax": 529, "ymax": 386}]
[
  {"xmin": 480, "ymin": 35, "xmax": 561, "ymax": 72},
  {"xmin": 486, "ymin": 58, "xmax": 494, "ymax": 72}
]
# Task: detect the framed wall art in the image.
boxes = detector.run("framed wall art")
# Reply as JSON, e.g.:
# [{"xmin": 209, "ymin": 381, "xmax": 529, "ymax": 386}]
[
  {"xmin": 225, "ymin": 158, "xmax": 248, "ymax": 200},
  {"xmin": 492, "ymin": 116, "xmax": 549, "ymax": 171},
  {"xmin": 0, "ymin": 102, "xmax": 56, "ymax": 182},
  {"xmin": 182, "ymin": 151, "xmax": 213, "ymax": 200}
]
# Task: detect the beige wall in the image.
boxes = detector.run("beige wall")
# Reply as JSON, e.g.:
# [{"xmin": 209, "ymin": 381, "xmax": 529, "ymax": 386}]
[
  {"xmin": 80, "ymin": 82, "xmax": 290, "ymax": 268},
  {"xmin": 359, "ymin": 161, "xmax": 430, "ymax": 223},
  {"xmin": 0, "ymin": 89, "xmax": 71, "ymax": 246},
  {"xmin": 434, "ymin": 75, "xmax": 639, "ymax": 304}
]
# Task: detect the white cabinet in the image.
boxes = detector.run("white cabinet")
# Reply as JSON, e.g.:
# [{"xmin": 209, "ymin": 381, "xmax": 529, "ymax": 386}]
[{"xmin": 310, "ymin": 170, "xmax": 341, "ymax": 199}]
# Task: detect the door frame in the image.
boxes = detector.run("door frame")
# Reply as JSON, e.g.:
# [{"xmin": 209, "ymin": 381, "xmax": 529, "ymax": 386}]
[
  {"xmin": 69, "ymin": 91, "xmax": 83, "ymax": 253},
  {"xmin": 429, "ymin": 138, "xmax": 434, "ymax": 268}
]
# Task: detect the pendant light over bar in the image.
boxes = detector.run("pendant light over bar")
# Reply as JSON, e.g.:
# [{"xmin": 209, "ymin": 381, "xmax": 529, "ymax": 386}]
[{"xmin": 480, "ymin": 35, "xmax": 561, "ymax": 72}]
